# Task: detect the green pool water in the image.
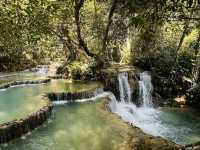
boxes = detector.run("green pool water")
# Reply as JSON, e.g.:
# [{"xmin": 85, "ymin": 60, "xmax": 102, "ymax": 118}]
[
  {"xmin": 0, "ymin": 80, "xmax": 101, "ymax": 124},
  {"xmin": 3, "ymin": 101, "xmax": 123, "ymax": 150},
  {"xmin": 1, "ymin": 71, "xmax": 200, "ymax": 148},
  {"xmin": 0, "ymin": 72, "xmax": 44, "ymax": 83},
  {"xmin": 158, "ymin": 107, "xmax": 200, "ymax": 144}
]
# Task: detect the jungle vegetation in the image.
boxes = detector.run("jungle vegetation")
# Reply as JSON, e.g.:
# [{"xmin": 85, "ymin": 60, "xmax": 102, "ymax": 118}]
[{"xmin": 0, "ymin": 0, "xmax": 200, "ymax": 105}]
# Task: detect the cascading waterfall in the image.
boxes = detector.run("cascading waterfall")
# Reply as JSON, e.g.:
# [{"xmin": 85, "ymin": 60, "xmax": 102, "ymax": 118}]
[
  {"xmin": 109, "ymin": 71, "xmax": 162, "ymax": 138},
  {"xmin": 139, "ymin": 72, "xmax": 153, "ymax": 107},
  {"xmin": 109, "ymin": 71, "xmax": 200, "ymax": 145},
  {"xmin": 118, "ymin": 72, "xmax": 131, "ymax": 103}
]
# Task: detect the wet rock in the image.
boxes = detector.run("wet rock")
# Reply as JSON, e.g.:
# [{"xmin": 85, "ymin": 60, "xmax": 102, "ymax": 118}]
[
  {"xmin": 185, "ymin": 141, "xmax": 200, "ymax": 150},
  {"xmin": 0, "ymin": 79, "xmax": 51, "ymax": 90},
  {"xmin": 48, "ymin": 75, "xmax": 67, "ymax": 79}
]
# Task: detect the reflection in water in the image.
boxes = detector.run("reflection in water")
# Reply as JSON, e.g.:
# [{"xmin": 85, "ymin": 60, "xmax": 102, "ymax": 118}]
[{"xmin": 5, "ymin": 101, "xmax": 123, "ymax": 150}]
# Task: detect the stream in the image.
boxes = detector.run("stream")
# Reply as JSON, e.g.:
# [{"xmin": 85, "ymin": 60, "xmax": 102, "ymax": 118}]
[{"xmin": 0, "ymin": 69, "xmax": 200, "ymax": 149}]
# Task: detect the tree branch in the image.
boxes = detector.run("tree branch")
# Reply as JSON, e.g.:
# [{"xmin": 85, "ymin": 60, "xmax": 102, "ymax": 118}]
[{"xmin": 101, "ymin": 0, "xmax": 118, "ymax": 59}]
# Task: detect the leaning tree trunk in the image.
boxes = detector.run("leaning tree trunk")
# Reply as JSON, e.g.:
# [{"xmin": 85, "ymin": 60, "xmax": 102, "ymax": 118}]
[
  {"xmin": 169, "ymin": 22, "xmax": 190, "ymax": 77},
  {"xmin": 74, "ymin": 0, "xmax": 96, "ymax": 58},
  {"xmin": 174, "ymin": 23, "xmax": 189, "ymax": 63},
  {"xmin": 74, "ymin": 0, "xmax": 105, "ymax": 68}
]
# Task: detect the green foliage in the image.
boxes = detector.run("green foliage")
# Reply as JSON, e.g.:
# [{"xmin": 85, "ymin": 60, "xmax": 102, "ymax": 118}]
[
  {"xmin": 0, "ymin": 0, "xmax": 200, "ymax": 105},
  {"xmin": 178, "ymin": 50, "xmax": 194, "ymax": 76},
  {"xmin": 186, "ymin": 84, "xmax": 200, "ymax": 107}
]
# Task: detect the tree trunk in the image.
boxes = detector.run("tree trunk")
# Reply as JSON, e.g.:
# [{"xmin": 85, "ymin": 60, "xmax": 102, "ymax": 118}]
[
  {"xmin": 101, "ymin": 0, "xmax": 118, "ymax": 62},
  {"xmin": 49, "ymin": 27, "xmax": 77, "ymax": 63},
  {"xmin": 74, "ymin": 0, "xmax": 105, "ymax": 68},
  {"xmin": 170, "ymin": 22, "xmax": 189, "ymax": 75},
  {"xmin": 74, "ymin": 0, "xmax": 96, "ymax": 58},
  {"xmin": 192, "ymin": 30, "xmax": 200, "ymax": 84},
  {"xmin": 175, "ymin": 23, "xmax": 189, "ymax": 59}
]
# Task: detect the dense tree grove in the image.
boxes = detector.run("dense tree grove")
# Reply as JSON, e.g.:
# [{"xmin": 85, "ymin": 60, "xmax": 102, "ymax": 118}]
[{"xmin": 0, "ymin": 0, "xmax": 200, "ymax": 104}]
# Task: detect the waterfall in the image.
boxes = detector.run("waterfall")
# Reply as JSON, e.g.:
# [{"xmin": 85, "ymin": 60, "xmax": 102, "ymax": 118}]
[
  {"xmin": 109, "ymin": 71, "xmax": 158, "ymax": 133},
  {"xmin": 118, "ymin": 72, "xmax": 131, "ymax": 103},
  {"xmin": 139, "ymin": 71, "xmax": 153, "ymax": 107},
  {"xmin": 117, "ymin": 71, "xmax": 153, "ymax": 106},
  {"xmin": 108, "ymin": 71, "xmax": 200, "ymax": 144}
]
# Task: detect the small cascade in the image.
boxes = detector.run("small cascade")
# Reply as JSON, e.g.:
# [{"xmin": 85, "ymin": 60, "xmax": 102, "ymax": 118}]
[
  {"xmin": 109, "ymin": 71, "xmax": 195, "ymax": 144},
  {"xmin": 53, "ymin": 92, "xmax": 110, "ymax": 105},
  {"xmin": 139, "ymin": 71, "xmax": 153, "ymax": 107},
  {"xmin": 109, "ymin": 71, "xmax": 159, "ymax": 135},
  {"xmin": 118, "ymin": 72, "xmax": 132, "ymax": 103}
]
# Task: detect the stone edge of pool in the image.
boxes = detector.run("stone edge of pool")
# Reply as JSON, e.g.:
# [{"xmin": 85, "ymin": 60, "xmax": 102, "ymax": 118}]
[
  {"xmin": 0, "ymin": 78, "xmax": 52, "ymax": 144},
  {"xmin": 0, "ymin": 79, "xmax": 104, "ymax": 144},
  {"xmin": 0, "ymin": 79, "xmax": 51, "ymax": 90},
  {"xmin": 0, "ymin": 96, "xmax": 53, "ymax": 144}
]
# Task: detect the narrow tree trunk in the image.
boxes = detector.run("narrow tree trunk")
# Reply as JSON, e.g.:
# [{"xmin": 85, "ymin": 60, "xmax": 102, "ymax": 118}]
[
  {"xmin": 192, "ymin": 31, "xmax": 200, "ymax": 84},
  {"xmin": 175, "ymin": 23, "xmax": 189, "ymax": 63},
  {"xmin": 169, "ymin": 22, "xmax": 189, "ymax": 77},
  {"xmin": 93, "ymin": 0, "xmax": 97, "ymax": 21},
  {"xmin": 101, "ymin": 0, "xmax": 118, "ymax": 62}
]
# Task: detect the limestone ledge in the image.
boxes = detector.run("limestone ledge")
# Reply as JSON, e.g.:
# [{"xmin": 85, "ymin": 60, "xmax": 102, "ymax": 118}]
[
  {"xmin": 47, "ymin": 87, "xmax": 104, "ymax": 101},
  {"xmin": 0, "ymin": 79, "xmax": 51, "ymax": 90},
  {"xmin": 48, "ymin": 75, "xmax": 67, "ymax": 79},
  {"xmin": 0, "ymin": 97, "xmax": 53, "ymax": 144}
]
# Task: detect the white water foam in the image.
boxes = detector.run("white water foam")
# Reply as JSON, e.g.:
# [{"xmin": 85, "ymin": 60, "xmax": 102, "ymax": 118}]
[
  {"xmin": 108, "ymin": 72, "xmax": 167, "ymax": 140},
  {"xmin": 139, "ymin": 72, "xmax": 153, "ymax": 107},
  {"xmin": 118, "ymin": 72, "xmax": 132, "ymax": 103}
]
